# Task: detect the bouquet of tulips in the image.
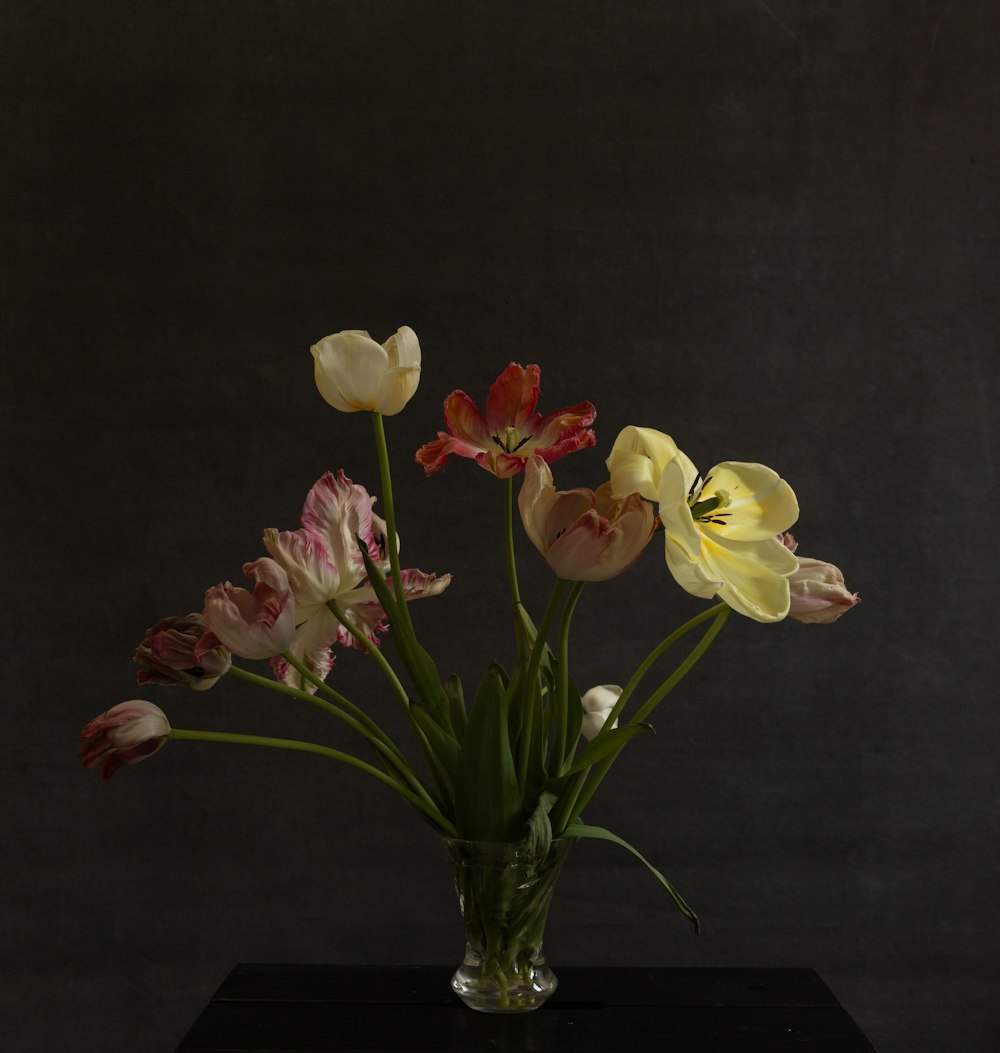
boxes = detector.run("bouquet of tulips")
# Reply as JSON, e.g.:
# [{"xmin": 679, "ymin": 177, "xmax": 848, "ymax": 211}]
[{"xmin": 81, "ymin": 326, "xmax": 858, "ymax": 940}]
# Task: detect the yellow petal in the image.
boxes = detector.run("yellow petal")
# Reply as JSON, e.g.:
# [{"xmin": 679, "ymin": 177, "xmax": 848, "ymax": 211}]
[
  {"xmin": 696, "ymin": 462, "xmax": 798, "ymax": 541},
  {"xmin": 606, "ymin": 426, "xmax": 680, "ymax": 501}
]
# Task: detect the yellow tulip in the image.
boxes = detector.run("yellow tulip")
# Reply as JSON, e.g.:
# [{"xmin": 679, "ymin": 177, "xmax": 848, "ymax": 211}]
[{"xmin": 658, "ymin": 452, "xmax": 799, "ymax": 622}]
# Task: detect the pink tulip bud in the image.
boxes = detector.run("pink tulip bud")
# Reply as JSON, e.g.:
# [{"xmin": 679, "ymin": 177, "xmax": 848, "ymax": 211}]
[
  {"xmin": 79, "ymin": 700, "xmax": 171, "ymax": 780},
  {"xmin": 788, "ymin": 556, "xmax": 860, "ymax": 624},
  {"xmin": 134, "ymin": 612, "xmax": 231, "ymax": 690}
]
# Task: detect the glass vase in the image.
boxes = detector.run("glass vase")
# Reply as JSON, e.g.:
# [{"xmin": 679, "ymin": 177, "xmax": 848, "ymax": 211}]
[{"xmin": 445, "ymin": 837, "xmax": 571, "ymax": 1013}]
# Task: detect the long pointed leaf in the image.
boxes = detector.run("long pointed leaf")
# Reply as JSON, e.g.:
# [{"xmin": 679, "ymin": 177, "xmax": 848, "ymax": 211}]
[
  {"xmin": 454, "ymin": 667, "xmax": 523, "ymax": 841},
  {"xmin": 563, "ymin": 724, "xmax": 652, "ymax": 777},
  {"xmin": 563, "ymin": 822, "xmax": 699, "ymax": 932}
]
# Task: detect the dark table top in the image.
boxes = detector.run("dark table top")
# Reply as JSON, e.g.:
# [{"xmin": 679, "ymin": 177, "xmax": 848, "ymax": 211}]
[{"xmin": 176, "ymin": 963, "xmax": 878, "ymax": 1052}]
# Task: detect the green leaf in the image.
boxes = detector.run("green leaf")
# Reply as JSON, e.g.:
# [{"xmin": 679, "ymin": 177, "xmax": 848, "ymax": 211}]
[
  {"xmin": 563, "ymin": 724, "xmax": 652, "ymax": 777},
  {"xmin": 454, "ymin": 667, "xmax": 524, "ymax": 841},
  {"xmin": 356, "ymin": 537, "xmax": 449, "ymax": 713},
  {"xmin": 444, "ymin": 674, "xmax": 467, "ymax": 740},
  {"xmin": 563, "ymin": 823, "xmax": 699, "ymax": 932},
  {"xmin": 409, "ymin": 702, "xmax": 460, "ymax": 782}
]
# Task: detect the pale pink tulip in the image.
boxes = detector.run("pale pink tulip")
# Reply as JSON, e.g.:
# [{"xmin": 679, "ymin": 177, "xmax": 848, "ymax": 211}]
[
  {"xmin": 416, "ymin": 363, "xmax": 596, "ymax": 479},
  {"xmin": 788, "ymin": 556, "xmax": 860, "ymax": 624},
  {"xmin": 518, "ymin": 456, "xmax": 654, "ymax": 582},
  {"xmin": 79, "ymin": 700, "xmax": 171, "ymax": 780},
  {"xmin": 134, "ymin": 612, "xmax": 231, "ymax": 690},
  {"xmin": 203, "ymin": 558, "xmax": 297, "ymax": 659}
]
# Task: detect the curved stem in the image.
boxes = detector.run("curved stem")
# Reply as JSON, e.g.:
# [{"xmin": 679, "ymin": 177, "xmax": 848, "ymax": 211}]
[
  {"xmin": 631, "ymin": 605, "xmax": 730, "ymax": 725},
  {"xmin": 326, "ymin": 600, "xmax": 410, "ymax": 708},
  {"xmin": 503, "ymin": 476, "xmax": 522, "ymax": 607},
  {"xmin": 553, "ymin": 581, "xmax": 586, "ymax": 773},
  {"xmin": 169, "ymin": 727, "xmax": 456, "ymax": 835},
  {"xmin": 279, "ymin": 650, "xmax": 404, "ymax": 755},
  {"xmin": 225, "ymin": 662, "xmax": 438, "ymax": 812},
  {"xmin": 591, "ymin": 602, "xmax": 729, "ymax": 750},
  {"xmin": 555, "ymin": 605, "xmax": 731, "ymax": 831}
]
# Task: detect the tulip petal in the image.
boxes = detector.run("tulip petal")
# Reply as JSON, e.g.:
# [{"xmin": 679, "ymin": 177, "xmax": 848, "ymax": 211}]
[
  {"xmin": 300, "ymin": 471, "xmax": 382, "ymax": 591},
  {"xmin": 607, "ymin": 426, "xmax": 681, "ymax": 502},
  {"xmin": 696, "ymin": 462, "xmax": 799, "ymax": 541},
  {"xmin": 485, "ymin": 363, "xmax": 540, "ymax": 433}
]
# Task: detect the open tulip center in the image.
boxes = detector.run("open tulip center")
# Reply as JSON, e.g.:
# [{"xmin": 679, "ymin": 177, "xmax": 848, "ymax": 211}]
[
  {"xmin": 492, "ymin": 426, "xmax": 532, "ymax": 455},
  {"xmin": 688, "ymin": 485, "xmax": 732, "ymax": 527}
]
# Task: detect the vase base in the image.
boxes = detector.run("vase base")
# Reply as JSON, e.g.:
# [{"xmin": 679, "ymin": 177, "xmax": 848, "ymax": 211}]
[{"xmin": 450, "ymin": 962, "xmax": 557, "ymax": 1013}]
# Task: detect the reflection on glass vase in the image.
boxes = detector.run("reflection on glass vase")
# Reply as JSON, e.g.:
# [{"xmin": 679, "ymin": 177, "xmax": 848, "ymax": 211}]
[{"xmin": 445, "ymin": 837, "xmax": 571, "ymax": 1013}]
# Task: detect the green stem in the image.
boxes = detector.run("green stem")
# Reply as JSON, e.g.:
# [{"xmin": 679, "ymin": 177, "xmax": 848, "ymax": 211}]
[
  {"xmin": 326, "ymin": 599, "xmax": 410, "ymax": 708},
  {"xmin": 631, "ymin": 605, "xmax": 730, "ymax": 725},
  {"xmin": 371, "ymin": 411, "xmax": 412, "ymax": 625},
  {"xmin": 327, "ymin": 598, "xmax": 453, "ymax": 816},
  {"xmin": 168, "ymin": 727, "xmax": 456, "ymax": 835},
  {"xmin": 503, "ymin": 476, "xmax": 522, "ymax": 607},
  {"xmin": 592, "ymin": 602, "xmax": 729, "ymax": 749},
  {"xmin": 523, "ymin": 579, "xmax": 567, "ymax": 693},
  {"xmin": 555, "ymin": 605, "xmax": 731, "ymax": 831},
  {"xmin": 278, "ymin": 650, "xmax": 403, "ymax": 754},
  {"xmin": 515, "ymin": 579, "xmax": 567, "ymax": 794},
  {"xmin": 226, "ymin": 661, "xmax": 438, "ymax": 813},
  {"xmin": 553, "ymin": 581, "xmax": 586, "ymax": 774}
]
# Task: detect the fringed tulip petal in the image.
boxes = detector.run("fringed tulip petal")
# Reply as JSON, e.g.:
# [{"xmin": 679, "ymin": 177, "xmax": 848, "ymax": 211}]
[{"xmin": 203, "ymin": 558, "xmax": 297, "ymax": 660}]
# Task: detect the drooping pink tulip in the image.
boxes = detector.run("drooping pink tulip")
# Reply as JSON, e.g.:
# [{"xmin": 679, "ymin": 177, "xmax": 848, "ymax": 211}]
[
  {"xmin": 134, "ymin": 612, "xmax": 231, "ymax": 690},
  {"xmin": 416, "ymin": 363, "xmax": 596, "ymax": 479},
  {"xmin": 79, "ymin": 700, "xmax": 171, "ymax": 780},
  {"xmin": 787, "ymin": 556, "xmax": 860, "ymax": 624},
  {"xmin": 203, "ymin": 558, "xmax": 297, "ymax": 660},
  {"xmin": 518, "ymin": 456, "xmax": 655, "ymax": 582}
]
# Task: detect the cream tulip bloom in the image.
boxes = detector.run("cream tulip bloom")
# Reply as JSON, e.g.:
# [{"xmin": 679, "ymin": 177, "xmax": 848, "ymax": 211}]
[
  {"xmin": 606, "ymin": 426, "xmax": 681, "ymax": 502},
  {"xmin": 659, "ymin": 452, "xmax": 799, "ymax": 622},
  {"xmin": 580, "ymin": 684, "xmax": 622, "ymax": 741},
  {"xmin": 312, "ymin": 326, "xmax": 421, "ymax": 415}
]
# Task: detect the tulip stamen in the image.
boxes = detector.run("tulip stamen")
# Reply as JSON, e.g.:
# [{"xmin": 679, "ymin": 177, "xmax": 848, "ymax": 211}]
[{"xmin": 689, "ymin": 488, "xmax": 732, "ymax": 522}]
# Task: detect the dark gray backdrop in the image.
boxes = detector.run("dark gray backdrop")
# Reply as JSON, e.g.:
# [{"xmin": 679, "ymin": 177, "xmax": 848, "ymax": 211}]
[{"xmin": 4, "ymin": 2, "xmax": 998, "ymax": 1051}]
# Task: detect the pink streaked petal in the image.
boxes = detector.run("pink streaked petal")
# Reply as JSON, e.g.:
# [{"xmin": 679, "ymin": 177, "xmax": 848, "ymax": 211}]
[
  {"xmin": 272, "ymin": 610, "xmax": 338, "ymax": 692},
  {"xmin": 263, "ymin": 527, "xmax": 339, "ymax": 610},
  {"xmin": 396, "ymin": 568, "xmax": 453, "ymax": 600},
  {"xmin": 485, "ymin": 363, "xmax": 541, "ymax": 433},
  {"xmin": 300, "ymin": 471, "xmax": 379, "ymax": 587},
  {"xmin": 442, "ymin": 390, "xmax": 493, "ymax": 449},
  {"xmin": 337, "ymin": 601, "xmax": 388, "ymax": 650}
]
